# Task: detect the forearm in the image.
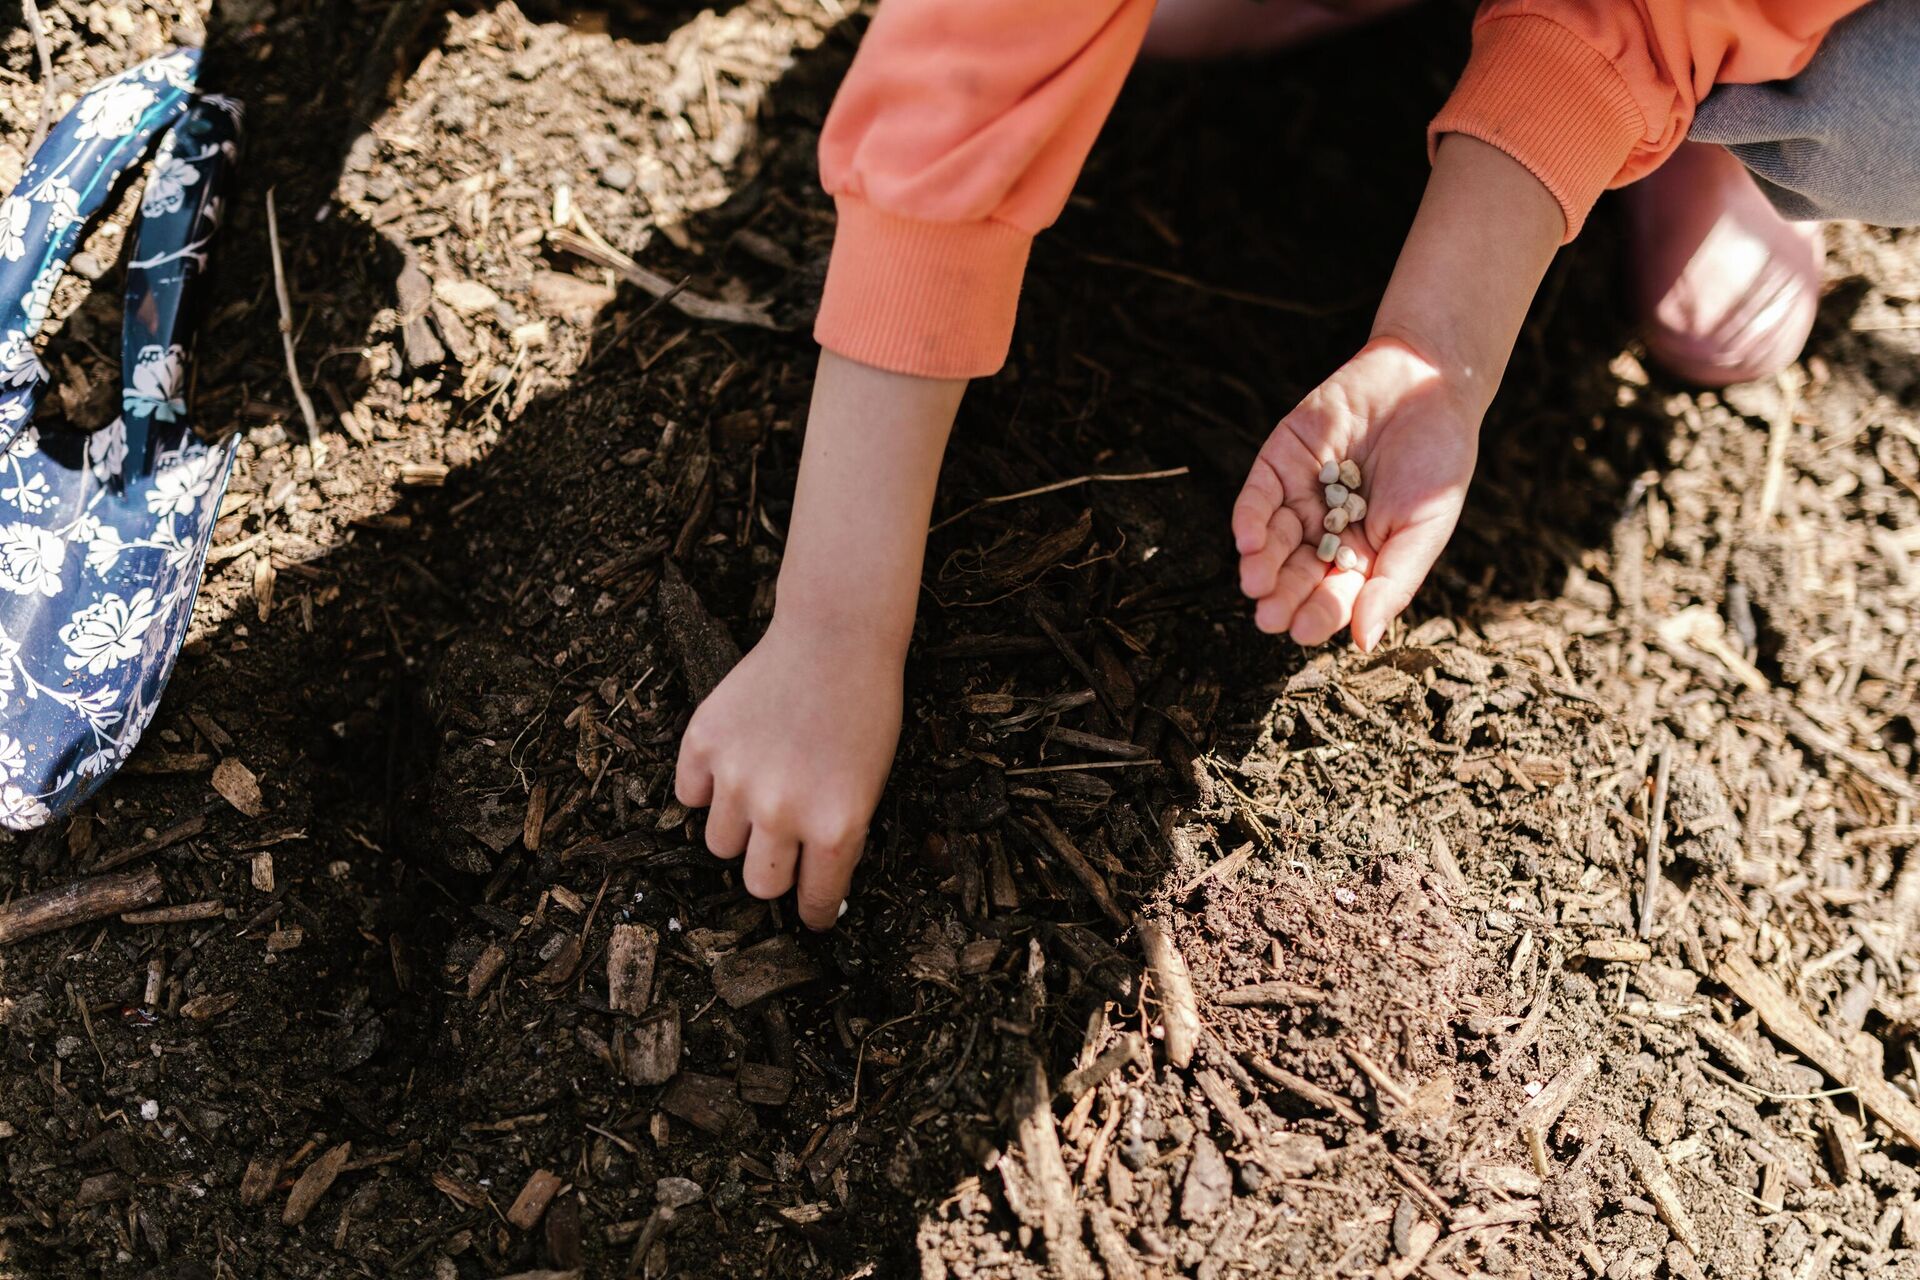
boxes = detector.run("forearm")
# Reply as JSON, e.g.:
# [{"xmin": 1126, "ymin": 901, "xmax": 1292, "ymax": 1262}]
[
  {"xmin": 1371, "ymin": 134, "xmax": 1564, "ymax": 415},
  {"xmin": 773, "ymin": 349, "xmax": 966, "ymax": 647}
]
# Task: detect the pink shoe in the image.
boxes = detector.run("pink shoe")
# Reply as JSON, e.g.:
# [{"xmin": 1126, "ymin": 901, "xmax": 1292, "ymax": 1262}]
[
  {"xmin": 1625, "ymin": 142, "xmax": 1824, "ymax": 387},
  {"xmin": 1143, "ymin": 0, "xmax": 1418, "ymax": 59}
]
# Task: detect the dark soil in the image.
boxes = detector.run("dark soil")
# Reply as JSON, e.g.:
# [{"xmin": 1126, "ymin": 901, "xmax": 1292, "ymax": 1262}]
[{"xmin": 4, "ymin": 2, "xmax": 1920, "ymax": 1279}]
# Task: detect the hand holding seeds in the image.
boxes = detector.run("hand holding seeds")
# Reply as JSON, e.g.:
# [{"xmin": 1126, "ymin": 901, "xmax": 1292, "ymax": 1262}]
[{"xmin": 1231, "ymin": 337, "xmax": 1481, "ymax": 650}]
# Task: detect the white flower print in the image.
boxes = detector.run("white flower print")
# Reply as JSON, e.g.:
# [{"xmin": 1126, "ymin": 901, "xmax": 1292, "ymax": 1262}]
[
  {"xmin": 0, "ymin": 735, "xmax": 24, "ymax": 777},
  {"xmin": 0, "ymin": 522, "xmax": 65, "ymax": 597},
  {"xmin": 0, "ymin": 623, "xmax": 18, "ymax": 711},
  {"xmin": 0, "ymin": 196, "xmax": 30, "ymax": 262},
  {"xmin": 0, "ymin": 400, "xmax": 24, "ymax": 429},
  {"xmin": 124, "ymin": 344, "xmax": 186, "ymax": 421},
  {"xmin": 140, "ymin": 152, "xmax": 201, "ymax": 219},
  {"xmin": 6, "ymin": 425, "xmax": 38, "ymax": 461},
  {"xmin": 66, "ymin": 512, "xmax": 101, "ymax": 545},
  {"xmin": 0, "ymin": 783, "xmax": 52, "ymax": 831},
  {"xmin": 74, "ymin": 81, "xmax": 157, "ymax": 141},
  {"xmin": 84, "ymin": 524, "xmax": 125, "ymax": 575},
  {"xmin": 136, "ymin": 51, "xmax": 197, "ymax": 91},
  {"xmin": 147, "ymin": 441, "xmax": 220, "ymax": 517},
  {"xmin": 2, "ymin": 472, "xmax": 50, "ymax": 514},
  {"xmin": 18, "ymin": 264, "xmax": 58, "ymax": 338},
  {"xmin": 30, "ymin": 175, "xmax": 80, "ymax": 230},
  {"xmin": 60, "ymin": 589, "xmax": 159, "ymax": 675},
  {"xmin": 88, "ymin": 417, "xmax": 128, "ymax": 480},
  {"xmin": 0, "ymin": 331, "xmax": 45, "ymax": 388},
  {"xmin": 202, "ymin": 94, "xmax": 243, "ymax": 122},
  {"xmin": 76, "ymin": 746, "xmax": 119, "ymax": 779}
]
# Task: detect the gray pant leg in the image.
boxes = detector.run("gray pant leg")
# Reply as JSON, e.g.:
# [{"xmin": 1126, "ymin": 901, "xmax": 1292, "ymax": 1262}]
[{"xmin": 1690, "ymin": 0, "xmax": 1920, "ymax": 225}]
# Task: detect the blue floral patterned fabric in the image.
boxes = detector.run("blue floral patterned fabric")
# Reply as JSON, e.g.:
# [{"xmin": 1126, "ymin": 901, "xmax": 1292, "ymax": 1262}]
[{"xmin": 0, "ymin": 48, "xmax": 242, "ymax": 829}]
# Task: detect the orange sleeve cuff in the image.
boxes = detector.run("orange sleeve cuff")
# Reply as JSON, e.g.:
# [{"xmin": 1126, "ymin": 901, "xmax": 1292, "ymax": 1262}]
[
  {"xmin": 1429, "ymin": 14, "xmax": 1646, "ymax": 242},
  {"xmin": 812, "ymin": 196, "xmax": 1033, "ymax": 381}
]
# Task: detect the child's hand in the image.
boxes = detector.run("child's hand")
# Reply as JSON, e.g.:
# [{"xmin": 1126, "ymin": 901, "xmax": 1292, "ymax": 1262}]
[
  {"xmin": 1232, "ymin": 337, "xmax": 1479, "ymax": 650},
  {"xmin": 674, "ymin": 617, "xmax": 905, "ymax": 930}
]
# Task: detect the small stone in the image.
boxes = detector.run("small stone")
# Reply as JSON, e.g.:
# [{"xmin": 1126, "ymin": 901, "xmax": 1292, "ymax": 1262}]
[
  {"xmin": 1334, "ymin": 546, "xmax": 1359, "ymax": 571},
  {"xmin": 1346, "ymin": 493, "xmax": 1368, "ymax": 521},
  {"xmin": 1339, "ymin": 459, "xmax": 1362, "ymax": 489},
  {"xmin": 1324, "ymin": 483, "xmax": 1349, "ymax": 508},
  {"xmin": 1323, "ymin": 508, "xmax": 1349, "ymax": 534},
  {"xmin": 837, "ymin": 900, "xmax": 848, "ymax": 920},
  {"xmin": 1317, "ymin": 460, "xmax": 1341, "ymax": 485},
  {"xmin": 600, "ymin": 161, "xmax": 636, "ymax": 192},
  {"xmin": 139, "ymin": 1099, "xmax": 160, "ymax": 1122},
  {"xmin": 1316, "ymin": 534, "xmax": 1340, "ymax": 563}
]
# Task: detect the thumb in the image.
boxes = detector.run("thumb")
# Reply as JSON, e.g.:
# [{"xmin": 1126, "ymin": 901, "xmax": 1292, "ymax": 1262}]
[{"xmin": 1351, "ymin": 515, "xmax": 1456, "ymax": 651}]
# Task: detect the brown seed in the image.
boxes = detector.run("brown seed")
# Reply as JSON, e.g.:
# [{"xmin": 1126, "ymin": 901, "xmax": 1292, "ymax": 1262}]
[
  {"xmin": 1316, "ymin": 533, "xmax": 1340, "ymax": 563},
  {"xmin": 1346, "ymin": 493, "xmax": 1368, "ymax": 521},
  {"xmin": 1339, "ymin": 459, "xmax": 1362, "ymax": 489},
  {"xmin": 1323, "ymin": 508, "xmax": 1349, "ymax": 534}
]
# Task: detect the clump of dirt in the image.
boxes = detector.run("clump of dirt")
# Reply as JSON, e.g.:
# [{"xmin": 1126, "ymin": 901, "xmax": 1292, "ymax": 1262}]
[{"xmin": 2, "ymin": 2, "xmax": 1919, "ymax": 1279}]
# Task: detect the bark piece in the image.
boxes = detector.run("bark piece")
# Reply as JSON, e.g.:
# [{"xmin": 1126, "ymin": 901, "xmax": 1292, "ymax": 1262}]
[
  {"xmin": 1719, "ymin": 950, "xmax": 1920, "ymax": 1149},
  {"xmin": 607, "ymin": 923, "xmax": 659, "ymax": 1015},
  {"xmin": 1181, "ymin": 1134, "xmax": 1233, "ymax": 1222},
  {"xmin": 211, "ymin": 757, "xmax": 265, "ymax": 817},
  {"xmin": 467, "ymin": 943, "xmax": 508, "ymax": 999},
  {"xmin": 658, "ymin": 563, "xmax": 740, "ymax": 702},
  {"xmin": 507, "ymin": 1169, "xmax": 563, "ymax": 1230},
  {"xmin": 0, "ymin": 867, "xmax": 164, "ymax": 945},
  {"xmin": 1138, "ymin": 921, "xmax": 1200, "ymax": 1068},
  {"xmin": 620, "ymin": 1003, "xmax": 682, "ymax": 1086},
  {"xmin": 239, "ymin": 1154, "xmax": 281, "ymax": 1206},
  {"xmin": 1026, "ymin": 811, "xmax": 1127, "ymax": 927},
  {"xmin": 282, "ymin": 1142, "xmax": 351, "ymax": 1227},
  {"xmin": 736, "ymin": 1062, "xmax": 794, "ymax": 1106},
  {"xmin": 660, "ymin": 1073, "xmax": 757, "ymax": 1139},
  {"xmin": 1009, "ymin": 1059, "xmax": 1096, "ymax": 1278},
  {"xmin": 711, "ymin": 935, "xmax": 823, "ymax": 1008}
]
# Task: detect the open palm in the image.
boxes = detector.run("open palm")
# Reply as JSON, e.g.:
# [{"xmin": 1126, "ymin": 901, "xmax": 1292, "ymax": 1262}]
[{"xmin": 1232, "ymin": 338, "xmax": 1481, "ymax": 650}]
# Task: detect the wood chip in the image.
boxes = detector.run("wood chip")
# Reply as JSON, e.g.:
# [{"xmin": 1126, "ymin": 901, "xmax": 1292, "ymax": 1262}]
[
  {"xmin": 1011, "ymin": 1058, "xmax": 1097, "ymax": 1278},
  {"xmin": 1518, "ymin": 1054, "xmax": 1596, "ymax": 1134},
  {"xmin": 1138, "ymin": 921, "xmax": 1199, "ymax": 1069},
  {"xmin": 250, "ymin": 852, "xmax": 275, "ymax": 893},
  {"xmin": 467, "ymin": 942, "xmax": 508, "ymax": 999},
  {"xmin": 1624, "ymin": 1138, "xmax": 1700, "ymax": 1254},
  {"xmin": 619, "ymin": 1003, "xmax": 681, "ymax": 1087},
  {"xmin": 121, "ymin": 899, "xmax": 224, "ymax": 926},
  {"xmin": 711, "ymin": 935, "xmax": 823, "ymax": 1008},
  {"xmin": 660, "ymin": 1073, "xmax": 757, "ymax": 1139},
  {"xmin": 607, "ymin": 922, "xmax": 659, "ymax": 1015},
  {"xmin": 736, "ymin": 1062, "xmax": 794, "ymax": 1106},
  {"xmin": 1026, "ymin": 811, "xmax": 1128, "ymax": 927},
  {"xmin": 507, "ymin": 1168, "xmax": 563, "ymax": 1231},
  {"xmin": 238, "ymin": 1154, "xmax": 281, "ymax": 1206},
  {"xmin": 1719, "ymin": 950, "xmax": 1920, "ymax": 1149},
  {"xmin": 282, "ymin": 1142, "xmax": 351, "ymax": 1227},
  {"xmin": 211, "ymin": 757, "xmax": 265, "ymax": 817}
]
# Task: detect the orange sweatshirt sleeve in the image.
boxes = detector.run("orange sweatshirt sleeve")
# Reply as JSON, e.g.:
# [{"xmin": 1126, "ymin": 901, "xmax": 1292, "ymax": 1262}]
[
  {"xmin": 813, "ymin": 0, "xmax": 1155, "ymax": 379},
  {"xmin": 1430, "ymin": 0, "xmax": 1873, "ymax": 240}
]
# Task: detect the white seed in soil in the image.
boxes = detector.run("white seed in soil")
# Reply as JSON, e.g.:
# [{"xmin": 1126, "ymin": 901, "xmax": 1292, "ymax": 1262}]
[
  {"xmin": 1339, "ymin": 459, "xmax": 1362, "ymax": 489},
  {"xmin": 1323, "ymin": 482, "xmax": 1349, "ymax": 508},
  {"xmin": 1318, "ymin": 460, "xmax": 1341, "ymax": 485},
  {"xmin": 1334, "ymin": 545, "xmax": 1359, "ymax": 571},
  {"xmin": 1316, "ymin": 533, "xmax": 1340, "ymax": 563},
  {"xmin": 1345, "ymin": 492, "xmax": 1367, "ymax": 521},
  {"xmin": 1323, "ymin": 507, "xmax": 1349, "ymax": 534}
]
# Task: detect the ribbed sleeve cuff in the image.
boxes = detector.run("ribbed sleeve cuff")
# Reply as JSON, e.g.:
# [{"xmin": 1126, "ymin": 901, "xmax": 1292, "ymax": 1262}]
[
  {"xmin": 813, "ymin": 196, "xmax": 1033, "ymax": 380},
  {"xmin": 1429, "ymin": 14, "xmax": 1646, "ymax": 242}
]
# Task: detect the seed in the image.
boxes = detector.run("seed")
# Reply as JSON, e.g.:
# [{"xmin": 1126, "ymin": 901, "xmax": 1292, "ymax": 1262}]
[
  {"xmin": 1316, "ymin": 533, "xmax": 1340, "ymax": 563},
  {"xmin": 1346, "ymin": 493, "xmax": 1367, "ymax": 521},
  {"xmin": 1318, "ymin": 460, "xmax": 1341, "ymax": 485},
  {"xmin": 1323, "ymin": 483, "xmax": 1348, "ymax": 508},
  {"xmin": 1323, "ymin": 507, "xmax": 1349, "ymax": 534},
  {"xmin": 1334, "ymin": 545, "xmax": 1359, "ymax": 571},
  {"xmin": 1339, "ymin": 459, "xmax": 1362, "ymax": 489}
]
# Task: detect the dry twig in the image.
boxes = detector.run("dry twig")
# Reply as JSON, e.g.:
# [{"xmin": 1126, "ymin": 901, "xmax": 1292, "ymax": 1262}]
[{"xmin": 265, "ymin": 189, "xmax": 321, "ymax": 443}]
